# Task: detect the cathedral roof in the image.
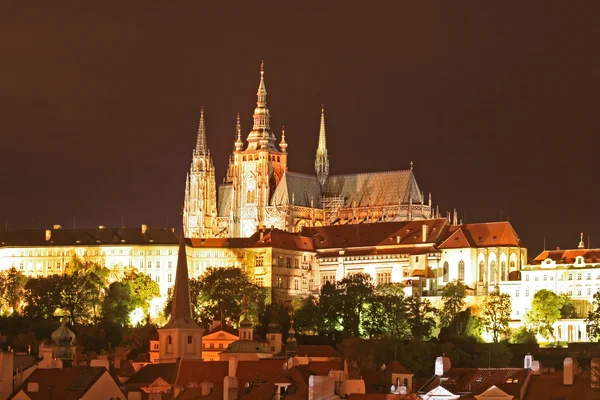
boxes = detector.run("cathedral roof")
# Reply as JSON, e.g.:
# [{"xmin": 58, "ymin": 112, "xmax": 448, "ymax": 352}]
[
  {"xmin": 248, "ymin": 229, "xmax": 315, "ymax": 251},
  {"xmin": 270, "ymin": 172, "xmax": 322, "ymax": 207},
  {"xmin": 217, "ymin": 184, "xmax": 233, "ymax": 218},
  {"xmin": 323, "ymin": 170, "xmax": 422, "ymax": 207},
  {"xmin": 438, "ymin": 221, "xmax": 521, "ymax": 249}
]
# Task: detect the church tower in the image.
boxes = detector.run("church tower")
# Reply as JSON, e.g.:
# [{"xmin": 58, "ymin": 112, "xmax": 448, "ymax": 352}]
[
  {"xmin": 230, "ymin": 62, "xmax": 288, "ymax": 237},
  {"xmin": 315, "ymin": 105, "xmax": 329, "ymax": 186},
  {"xmin": 158, "ymin": 233, "xmax": 204, "ymax": 363},
  {"xmin": 183, "ymin": 108, "xmax": 217, "ymax": 238}
]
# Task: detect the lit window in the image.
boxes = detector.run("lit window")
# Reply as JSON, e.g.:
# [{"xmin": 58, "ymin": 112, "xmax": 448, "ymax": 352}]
[
  {"xmin": 256, "ymin": 255, "xmax": 264, "ymax": 267},
  {"xmin": 157, "ymin": 261, "xmax": 161, "ymax": 269},
  {"xmin": 443, "ymin": 261, "xmax": 449, "ymax": 283},
  {"xmin": 577, "ymin": 274, "xmax": 582, "ymax": 280},
  {"xmin": 515, "ymin": 290, "xmax": 519, "ymax": 297},
  {"xmin": 525, "ymin": 289, "xmax": 530, "ymax": 297},
  {"xmin": 168, "ymin": 273, "xmax": 172, "ymax": 283}
]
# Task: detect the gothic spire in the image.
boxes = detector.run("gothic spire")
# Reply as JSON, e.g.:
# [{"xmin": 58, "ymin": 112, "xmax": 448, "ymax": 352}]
[
  {"xmin": 315, "ymin": 104, "xmax": 330, "ymax": 186},
  {"xmin": 195, "ymin": 107, "xmax": 208, "ymax": 155},
  {"xmin": 279, "ymin": 125, "xmax": 288, "ymax": 152},
  {"xmin": 164, "ymin": 232, "xmax": 200, "ymax": 329},
  {"xmin": 234, "ymin": 112, "xmax": 244, "ymax": 151},
  {"xmin": 248, "ymin": 61, "xmax": 274, "ymax": 149}
]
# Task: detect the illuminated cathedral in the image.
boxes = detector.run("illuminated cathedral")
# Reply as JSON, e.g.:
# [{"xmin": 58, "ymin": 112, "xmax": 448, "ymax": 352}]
[{"xmin": 183, "ymin": 63, "xmax": 435, "ymax": 238}]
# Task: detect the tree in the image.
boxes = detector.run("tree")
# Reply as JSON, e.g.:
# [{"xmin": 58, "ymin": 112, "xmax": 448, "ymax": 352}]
[
  {"xmin": 560, "ymin": 295, "xmax": 576, "ymax": 319},
  {"xmin": 336, "ymin": 273, "xmax": 376, "ymax": 337},
  {"xmin": 405, "ymin": 296, "xmax": 436, "ymax": 340},
  {"xmin": 163, "ymin": 267, "xmax": 266, "ymax": 329},
  {"xmin": 23, "ymin": 276, "xmax": 62, "ymax": 320},
  {"xmin": 524, "ymin": 289, "xmax": 563, "ymax": 340},
  {"xmin": 318, "ymin": 281, "xmax": 343, "ymax": 334},
  {"xmin": 102, "ymin": 282, "xmax": 134, "ymax": 326},
  {"xmin": 481, "ymin": 292, "xmax": 512, "ymax": 342},
  {"xmin": 59, "ymin": 271, "xmax": 103, "ymax": 324},
  {"xmin": 586, "ymin": 291, "xmax": 600, "ymax": 341},
  {"xmin": 122, "ymin": 269, "xmax": 160, "ymax": 318},
  {"xmin": 439, "ymin": 280, "xmax": 467, "ymax": 330},
  {"xmin": 363, "ymin": 283, "xmax": 410, "ymax": 339},
  {"xmin": 293, "ymin": 295, "xmax": 322, "ymax": 335},
  {"xmin": 511, "ymin": 326, "xmax": 537, "ymax": 344},
  {"xmin": 0, "ymin": 268, "xmax": 27, "ymax": 314}
]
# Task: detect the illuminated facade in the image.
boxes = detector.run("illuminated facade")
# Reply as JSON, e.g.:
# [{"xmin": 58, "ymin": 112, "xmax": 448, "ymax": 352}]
[{"xmin": 184, "ymin": 63, "xmax": 434, "ymax": 239}]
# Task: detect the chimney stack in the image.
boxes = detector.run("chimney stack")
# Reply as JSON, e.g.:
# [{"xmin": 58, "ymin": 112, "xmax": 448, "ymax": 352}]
[
  {"xmin": 422, "ymin": 224, "xmax": 428, "ymax": 242},
  {"xmin": 45, "ymin": 230, "xmax": 51, "ymax": 241},
  {"xmin": 435, "ymin": 355, "xmax": 451, "ymax": 376},
  {"xmin": 141, "ymin": 224, "xmax": 148, "ymax": 234},
  {"xmin": 53, "ymin": 224, "xmax": 62, "ymax": 230}
]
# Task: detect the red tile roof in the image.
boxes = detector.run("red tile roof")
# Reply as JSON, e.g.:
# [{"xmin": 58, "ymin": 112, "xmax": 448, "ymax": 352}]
[
  {"xmin": 419, "ymin": 368, "xmax": 529, "ymax": 397},
  {"xmin": 175, "ymin": 360, "xmax": 228, "ymax": 390},
  {"xmin": 438, "ymin": 222, "xmax": 521, "ymax": 249},
  {"xmin": 8, "ymin": 367, "xmax": 117, "ymax": 400},
  {"xmin": 533, "ymin": 249, "xmax": 600, "ymax": 264},
  {"xmin": 348, "ymin": 395, "xmax": 418, "ymax": 400},
  {"xmin": 296, "ymin": 345, "xmax": 341, "ymax": 358},
  {"xmin": 307, "ymin": 360, "xmax": 343, "ymax": 375},
  {"xmin": 248, "ymin": 229, "xmax": 315, "ymax": 251},
  {"xmin": 239, "ymin": 365, "xmax": 311, "ymax": 400},
  {"xmin": 235, "ymin": 359, "xmax": 289, "ymax": 384},
  {"xmin": 303, "ymin": 219, "xmax": 450, "ymax": 250},
  {"xmin": 387, "ymin": 361, "xmax": 412, "ymax": 374}
]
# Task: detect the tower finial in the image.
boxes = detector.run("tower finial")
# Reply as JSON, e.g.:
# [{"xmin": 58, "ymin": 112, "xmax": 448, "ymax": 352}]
[
  {"xmin": 410, "ymin": 160, "xmax": 414, "ymax": 171},
  {"xmin": 195, "ymin": 107, "xmax": 208, "ymax": 155},
  {"xmin": 579, "ymin": 232, "xmax": 585, "ymax": 249},
  {"xmin": 280, "ymin": 125, "xmax": 288, "ymax": 152},
  {"xmin": 235, "ymin": 112, "xmax": 243, "ymax": 151},
  {"xmin": 315, "ymin": 104, "xmax": 329, "ymax": 186},
  {"xmin": 261, "ymin": 60, "xmax": 264, "ymax": 73}
]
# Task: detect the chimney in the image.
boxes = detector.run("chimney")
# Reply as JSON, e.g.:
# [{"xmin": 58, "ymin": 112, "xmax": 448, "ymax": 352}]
[
  {"xmin": 45, "ymin": 230, "xmax": 51, "ymax": 241},
  {"xmin": 98, "ymin": 225, "xmax": 105, "ymax": 230},
  {"xmin": 53, "ymin": 224, "xmax": 62, "ymax": 230},
  {"xmin": 524, "ymin": 353, "xmax": 533, "ymax": 369},
  {"xmin": 228, "ymin": 357, "xmax": 239, "ymax": 377},
  {"xmin": 435, "ymin": 355, "xmax": 451, "ymax": 376},
  {"xmin": 212, "ymin": 319, "xmax": 222, "ymax": 331},
  {"xmin": 141, "ymin": 224, "xmax": 148, "ymax": 234},
  {"xmin": 200, "ymin": 380, "xmax": 214, "ymax": 396},
  {"xmin": 396, "ymin": 236, "xmax": 401, "ymax": 244},
  {"xmin": 422, "ymin": 224, "xmax": 428, "ymax": 242}
]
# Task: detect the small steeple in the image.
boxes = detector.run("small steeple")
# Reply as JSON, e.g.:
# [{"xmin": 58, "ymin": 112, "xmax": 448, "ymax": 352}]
[
  {"xmin": 163, "ymin": 232, "xmax": 200, "ymax": 329},
  {"xmin": 279, "ymin": 125, "xmax": 288, "ymax": 152},
  {"xmin": 410, "ymin": 160, "xmax": 414, "ymax": 171},
  {"xmin": 285, "ymin": 311, "xmax": 297, "ymax": 354},
  {"xmin": 315, "ymin": 104, "xmax": 330, "ymax": 186},
  {"xmin": 195, "ymin": 107, "xmax": 208, "ymax": 155},
  {"xmin": 248, "ymin": 61, "xmax": 274, "ymax": 149},
  {"xmin": 578, "ymin": 232, "xmax": 585, "ymax": 249},
  {"xmin": 234, "ymin": 112, "xmax": 244, "ymax": 151}
]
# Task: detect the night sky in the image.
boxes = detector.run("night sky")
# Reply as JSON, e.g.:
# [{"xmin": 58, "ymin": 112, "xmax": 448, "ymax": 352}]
[{"xmin": 1, "ymin": 2, "xmax": 598, "ymax": 256}]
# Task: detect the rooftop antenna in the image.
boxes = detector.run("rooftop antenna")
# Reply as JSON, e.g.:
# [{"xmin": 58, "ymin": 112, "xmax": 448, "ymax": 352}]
[
  {"xmin": 588, "ymin": 236, "xmax": 591, "ymax": 249},
  {"xmin": 73, "ymin": 216, "xmax": 76, "ymax": 229},
  {"xmin": 121, "ymin": 215, "xmax": 124, "ymax": 227},
  {"xmin": 166, "ymin": 216, "xmax": 169, "ymax": 228},
  {"xmin": 543, "ymin": 237, "xmax": 546, "ymax": 251},
  {"xmin": 500, "ymin": 209, "xmax": 503, "ymax": 221},
  {"xmin": 4, "ymin": 220, "xmax": 7, "ymax": 232}
]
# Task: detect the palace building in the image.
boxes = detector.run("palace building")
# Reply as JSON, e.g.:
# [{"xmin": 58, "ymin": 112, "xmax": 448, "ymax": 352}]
[{"xmin": 183, "ymin": 63, "xmax": 434, "ymax": 239}]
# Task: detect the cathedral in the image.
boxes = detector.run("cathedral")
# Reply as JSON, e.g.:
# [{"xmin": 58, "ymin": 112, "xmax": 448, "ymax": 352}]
[{"xmin": 183, "ymin": 63, "xmax": 435, "ymax": 238}]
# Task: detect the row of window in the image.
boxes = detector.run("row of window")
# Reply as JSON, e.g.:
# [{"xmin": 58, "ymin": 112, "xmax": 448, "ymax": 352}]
[
  {"xmin": 525, "ymin": 272, "xmax": 600, "ymax": 281},
  {"xmin": 515, "ymin": 287, "xmax": 597, "ymax": 298}
]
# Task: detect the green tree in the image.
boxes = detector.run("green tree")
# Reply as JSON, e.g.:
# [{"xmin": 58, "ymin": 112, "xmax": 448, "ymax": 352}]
[
  {"xmin": 363, "ymin": 283, "xmax": 410, "ymax": 339},
  {"xmin": 524, "ymin": 289, "xmax": 563, "ymax": 340},
  {"xmin": 560, "ymin": 295, "xmax": 576, "ymax": 319},
  {"xmin": 0, "ymin": 267, "xmax": 28, "ymax": 314},
  {"xmin": 511, "ymin": 326, "xmax": 537, "ymax": 344},
  {"xmin": 123, "ymin": 269, "xmax": 160, "ymax": 318},
  {"xmin": 481, "ymin": 293, "xmax": 512, "ymax": 342},
  {"xmin": 102, "ymin": 282, "xmax": 134, "ymax": 326},
  {"xmin": 23, "ymin": 276, "xmax": 62, "ymax": 320},
  {"xmin": 337, "ymin": 273, "xmax": 376, "ymax": 337},
  {"xmin": 318, "ymin": 281, "xmax": 343, "ymax": 334},
  {"xmin": 163, "ymin": 267, "xmax": 266, "ymax": 328},
  {"xmin": 586, "ymin": 291, "xmax": 600, "ymax": 341},
  {"xmin": 59, "ymin": 271, "xmax": 103, "ymax": 324},
  {"xmin": 405, "ymin": 296, "xmax": 436, "ymax": 340},
  {"xmin": 439, "ymin": 280, "xmax": 467, "ymax": 330},
  {"xmin": 293, "ymin": 295, "xmax": 322, "ymax": 335}
]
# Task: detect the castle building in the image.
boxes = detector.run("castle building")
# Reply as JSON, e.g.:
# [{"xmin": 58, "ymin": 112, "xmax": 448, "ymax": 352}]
[{"xmin": 183, "ymin": 63, "xmax": 434, "ymax": 239}]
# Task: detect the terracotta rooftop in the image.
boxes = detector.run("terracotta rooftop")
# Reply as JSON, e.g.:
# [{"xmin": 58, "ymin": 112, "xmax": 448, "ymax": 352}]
[
  {"xmin": 126, "ymin": 362, "xmax": 178, "ymax": 384},
  {"xmin": 239, "ymin": 365, "xmax": 311, "ymax": 400},
  {"xmin": 419, "ymin": 367, "xmax": 530, "ymax": 398},
  {"xmin": 438, "ymin": 221, "xmax": 521, "ymax": 249},
  {"xmin": 247, "ymin": 228, "xmax": 315, "ymax": 251},
  {"xmin": 533, "ymin": 248, "xmax": 600, "ymax": 264},
  {"xmin": 175, "ymin": 360, "xmax": 228, "ymax": 390},
  {"xmin": 307, "ymin": 360, "xmax": 344, "ymax": 376},
  {"xmin": 387, "ymin": 360, "xmax": 412, "ymax": 374},
  {"xmin": 8, "ymin": 367, "xmax": 117, "ymax": 400}
]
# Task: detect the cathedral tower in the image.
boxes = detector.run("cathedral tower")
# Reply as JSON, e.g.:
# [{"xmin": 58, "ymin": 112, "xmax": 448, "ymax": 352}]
[
  {"xmin": 183, "ymin": 108, "xmax": 217, "ymax": 238},
  {"xmin": 230, "ymin": 62, "xmax": 288, "ymax": 237},
  {"xmin": 315, "ymin": 105, "xmax": 329, "ymax": 186},
  {"xmin": 158, "ymin": 233, "xmax": 204, "ymax": 362}
]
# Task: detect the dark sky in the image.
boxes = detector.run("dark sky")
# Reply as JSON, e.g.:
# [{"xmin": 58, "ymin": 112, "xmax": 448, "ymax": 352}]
[{"xmin": 1, "ymin": 2, "xmax": 599, "ymax": 256}]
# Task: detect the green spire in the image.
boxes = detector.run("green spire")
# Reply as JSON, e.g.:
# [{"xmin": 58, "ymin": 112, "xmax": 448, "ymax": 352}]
[{"xmin": 315, "ymin": 104, "xmax": 329, "ymax": 186}]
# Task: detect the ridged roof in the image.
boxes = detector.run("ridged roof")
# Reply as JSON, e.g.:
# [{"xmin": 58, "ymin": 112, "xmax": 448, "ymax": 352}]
[
  {"xmin": 438, "ymin": 221, "xmax": 521, "ymax": 249},
  {"xmin": 270, "ymin": 172, "xmax": 322, "ymax": 207}
]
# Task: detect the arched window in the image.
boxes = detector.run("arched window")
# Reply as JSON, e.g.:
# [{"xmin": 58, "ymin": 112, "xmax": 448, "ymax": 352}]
[
  {"xmin": 479, "ymin": 261, "xmax": 486, "ymax": 283},
  {"xmin": 243, "ymin": 155, "xmax": 247, "ymax": 161},
  {"xmin": 510, "ymin": 261, "xmax": 516, "ymax": 271},
  {"xmin": 443, "ymin": 261, "xmax": 449, "ymax": 282},
  {"xmin": 490, "ymin": 261, "xmax": 497, "ymax": 284},
  {"xmin": 167, "ymin": 336, "xmax": 172, "ymax": 345},
  {"xmin": 501, "ymin": 261, "xmax": 507, "ymax": 281},
  {"xmin": 246, "ymin": 190, "xmax": 256, "ymax": 204},
  {"xmin": 458, "ymin": 261, "xmax": 465, "ymax": 281}
]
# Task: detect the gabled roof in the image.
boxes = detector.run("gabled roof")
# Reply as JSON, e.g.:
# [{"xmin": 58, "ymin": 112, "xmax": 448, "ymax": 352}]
[
  {"xmin": 126, "ymin": 362, "xmax": 178, "ymax": 384},
  {"xmin": 270, "ymin": 172, "xmax": 322, "ymax": 207},
  {"xmin": 419, "ymin": 368, "xmax": 529, "ymax": 398},
  {"xmin": 0, "ymin": 227, "xmax": 179, "ymax": 247},
  {"xmin": 324, "ymin": 170, "xmax": 423, "ymax": 207},
  {"xmin": 175, "ymin": 360, "xmax": 228, "ymax": 390},
  {"xmin": 438, "ymin": 222, "xmax": 521, "ymax": 249},
  {"xmin": 295, "ymin": 345, "xmax": 341, "ymax": 358},
  {"xmin": 533, "ymin": 249, "xmax": 600, "ymax": 264},
  {"xmin": 307, "ymin": 360, "xmax": 343, "ymax": 376},
  {"xmin": 239, "ymin": 365, "xmax": 311, "ymax": 400},
  {"xmin": 475, "ymin": 384, "xmax": 511, "ymax": 398},
  {"xmin": 387, "ymin": 360, "xmax": 412, "ymax": 374},
  {"xmin": 247, "ymin": 228, "xmax": 315, "ymax": 251},
  {"xmin": 8, "ymin": 367, "xmax": 116, "ymax": 400}
]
